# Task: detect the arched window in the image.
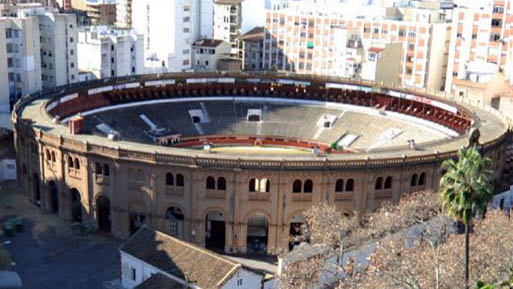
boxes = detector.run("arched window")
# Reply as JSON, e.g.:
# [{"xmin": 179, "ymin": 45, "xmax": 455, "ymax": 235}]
[
  {"xmin": 293, "ymin": 179, "xmax": 302, "ymax": 193},
  {"xmin": 304, "ymin": 179, "xmax": 313, "ymax": 193},
  {"xmin": 176, "ymin": 174, "xmax": 184, "ymax": 187},
  {"xmin": 103, "ymin": 164, "xmax": 110, "ymax": 176},
  {"xmin": 346, "ymin": 179, "xmax": 354, "ymax": 192},
  {"xmin": 46, "ymin": 150, "xmax": 51, "ymax": 162},
  {"xmin": 262, "ymin": 179, "xmax": 270, "ymax": 193},
  {"xmin": 206, "ymin": 176, "xmax": 215, "ymax": 190},
  {"xmin": 384, "ymin": 176, "xmax": 393, "ymax": 190},
  {"xmin": 74, "ymin": 158, "xmax": 80, "ymax": 170},
  {"xmin": 166, "ymin": 172, "xmax": 174, "ymax": 186},
  {"xmin": 335, "ymin": 179, "xmax": 344, "ymax": 192},
  {"xmin": 51, "ymin": 151, "xmax": 56, "ymax": 162},
  {"xmin": 375, "ymin": 177, "xmax": 383, "ymax": 190},
  {"xmin": 137, "ymin": 169, "xmax": 144, "ymax": 181},
  {"xmin": 418, "ymin": 172, "xmax": 426, "ymax": 186},
  {"xmin": 249, "ymin": 178, "xmax": 256, "ymax": 192},
  {"xmin": 217, "ymin": 177, "xmax": 226, "ymax": 190},
  {"xmin": 68, "ymin": 156, "xmax": 74, "ymax": 168},
  {"xmin": 410, "ymin": 174, "xmax": 418, "ymax": 187},
  {"xmin": 95, "ymin": 162, "xmax": 102, "ymax": 174}
]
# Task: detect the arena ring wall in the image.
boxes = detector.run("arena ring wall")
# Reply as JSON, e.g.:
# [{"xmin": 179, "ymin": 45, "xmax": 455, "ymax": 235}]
[{"xmin": 13, "ymin": 72, "xmax": 511, "ymax": 255}]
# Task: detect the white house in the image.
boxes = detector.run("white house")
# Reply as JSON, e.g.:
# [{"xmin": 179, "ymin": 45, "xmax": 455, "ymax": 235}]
[
  {"xmin": 119, "ymin": 227, "xmax": 264, "ymax": 289},
  {"xmin": 191, "ymin": 39, "xmax": 231, "ymax": 71}
]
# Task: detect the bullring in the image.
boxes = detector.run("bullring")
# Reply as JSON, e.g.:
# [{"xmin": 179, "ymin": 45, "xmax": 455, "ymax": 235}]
[{"xmin": 13, "ymin": 72, "xmax": 509, "ymax": 255}]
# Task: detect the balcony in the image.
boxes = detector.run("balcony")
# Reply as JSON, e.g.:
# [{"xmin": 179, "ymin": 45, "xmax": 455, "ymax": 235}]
[
  {"xmin": 165, "ymin": 186, "xmax": 184, "ymax": 197},
  {"xmin": 94, "ymin": 174, "xmax": 110, "ymax": 185},
  {"xmin": 207, "ymin": 190, "xmax": 226, "ymax": 199},
  {"xmin": 291, "ymin": 193, "xmax": 312, "ymax": 202},
  {"xmin": 249, "ymin": 192, "xmax": 270, "ymax": 201},
  {"xmin": 375, "ymin": 190, "xmax": 392, "ymax": 200},
  {"xmin": 334, "ymin": 193, "xmax": 353, "ymax": 201},
  {"xmin": 68, "ymin": 168, "xmax": 81, "ymax": 180}
]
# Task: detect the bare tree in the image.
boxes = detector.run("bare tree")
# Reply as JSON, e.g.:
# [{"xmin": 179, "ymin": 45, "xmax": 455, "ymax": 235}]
[{"xmin": 338, "ymin": 210, "xmax": 513, "ymax": 289}]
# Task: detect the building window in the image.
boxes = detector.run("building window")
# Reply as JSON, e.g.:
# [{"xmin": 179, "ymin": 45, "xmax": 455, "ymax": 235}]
[
  {"xmin": 303, "ymin": 179, "xmax": 313, "ymax": 193},
  {"xmin": 206, "ymin": 176, "xmax": 215, "ymax": 190},
  {"xmin": 375, "ymin": 177, "xmax": 383, "ymax": 190},
  {"xmin": 346, "ymin": 179, "xmax": 354, "ymax": 192},
  {"xmin": 103, "ymin": 164, "xmax": 110, "ymax": 176},
  {"xmin": 95, "ymin": 162, "xmax": 102, "ymax": 174},
  {"xmin": 131, "ymin": 268, "xmax": 136, "ymax": 281},
  {"xmin": 70, "ymin": 37, "xmax": 73, "ymax": 42},
  {"xmin": 176, "ymin": 174, "xmax": 184, "ymax": 187},
  {"xmin": 166, "ymin": 172, "xmax": 174, "ymax": 186},
  {"xmin": 293, "ymin": 179, "xmax": 302, "ymax": 193},
  {"xmin": 418, "ymin": 173, "xmax": 426, "ymax": 186},
  {"xmin": 411, "ymin": 174, "xmax": 418, "ymax": 187},
  {"xmin": 217, "ymin": 177, "xmax": 226, "ymax": 190},
  {"xmin": 205, "ymin": 60, "xmax": 209, "ymax": 66},
  {"xmin": 183, "ymin": 27, "xmax": 190, "ymax": 33},
  {"xmin": 384, "ymin": 176, "xmax": 393, "ymax": 190},
  {"xmin": 183, "ymin": 16, "xmax": 190, "ymax": 22},
  {"xmin": 237, "ymin": 279, "xmax": 243, "ymax": 286},
  {"xmin": 335, "ymin": 179, "xmax": 344, "ymax": 192}
]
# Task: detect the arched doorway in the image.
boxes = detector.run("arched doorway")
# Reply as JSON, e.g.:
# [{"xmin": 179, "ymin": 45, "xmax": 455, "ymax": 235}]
[
  {"xmin": 33, "ymin": 173, "xmax": 41, "ymax": 207},
  {"xmin": 246, "ymin": 213, "xmax": 269, "ymax": 254},
  {"xmin": 289, "ymin": 214, "xmax": 306, "ymax": 251},
  {"xmin": 165, "ymin": 206, "xmax": 185, "ymax": 238},
  {"xmin": 70, "ymin": 188, "xmax": 82, "ymax": 223},
  {"xmin": 97, "ymin": 196, "xmax": 111, "ymax": 233},
  {"xmin": 48, "ymin": 181, "xmax": 59, "ymax": 214},
  {"xmin": 205, "ymin": 210, "xmax": 225, "ymax": 252}
]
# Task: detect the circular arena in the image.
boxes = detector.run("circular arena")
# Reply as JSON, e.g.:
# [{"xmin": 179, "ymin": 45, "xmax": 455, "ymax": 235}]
[{"xmin": 13, "ymin": 72, "xmax": 510, "ymax": 254}]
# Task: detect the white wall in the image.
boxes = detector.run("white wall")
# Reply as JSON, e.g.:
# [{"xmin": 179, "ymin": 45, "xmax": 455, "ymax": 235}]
[
  {"xmin": 222, "ymin": 268, "xmax": 263, "ymax": 289},
  {"xmin": 0, "ymin": 159, "xmax": 17, "ymax": 181}
]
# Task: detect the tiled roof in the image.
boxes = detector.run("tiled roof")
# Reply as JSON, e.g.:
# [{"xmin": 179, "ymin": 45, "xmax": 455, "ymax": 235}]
[
  {"xmin": 134, "ymin": 273, "xmax": 184, "ymax": 289},
  {"xmin": 368, "ymin": 47, "xmax": 385, "ymax": 53},
  {"xmin": 214, "ymin": 0, "xmax": 243, "ymax": 5},
  {"xmin": 120, "ymin": 227, "xmax": 241, "ymax": 288},
  {"xmin": 240, "ymin": 27, "xmax": 264, "ymax": 42},
  {"xmin": 192, "ymin": 39, "xmax": 225, "ymax": 48}
]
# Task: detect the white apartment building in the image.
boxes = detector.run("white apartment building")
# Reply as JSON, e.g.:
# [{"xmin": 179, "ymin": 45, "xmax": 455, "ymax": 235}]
[
  {"xmin": 38, "ymin": 11, "xmax": 78, "ymax": 88},
  {"xmin": 77, "ymin": 26, "xmax": 143, "ymax": 79},
  {"xmin": 263, "ymin": 2, "xmax": 451, "ymax": 91},
  {"xmin": 191, "ymin": 38, "xmax": 231, "ymax": 71},
  {"xmin": 445, "ymin": 0, "xmax": 513, "ymax": 96},
  {"xmin": 1, "ymin": 4, "xmax": 78, "ymax": 89},
  {"xmin": 213, "ymin": 0, "xmax": 242, "ymax": 57},
  {"xmin": 0, "ymin": 16, "xmax": 42, "ymax": 112},
  {"xmin": 115, "ymin": 0, "xmax": 131, "ymax": 28},
  {"xmin": 132, "ymin": 0, "xmax": 215, "ymax": 73}
]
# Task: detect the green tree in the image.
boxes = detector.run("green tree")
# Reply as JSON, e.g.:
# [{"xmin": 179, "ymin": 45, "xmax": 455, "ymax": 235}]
[{"xmin": 439, "ymin": 147, "xmax": 494, "ymax": 289}]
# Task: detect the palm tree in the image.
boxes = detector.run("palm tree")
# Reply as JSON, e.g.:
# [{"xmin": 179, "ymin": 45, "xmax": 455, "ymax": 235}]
[{"xmin": 439, "ymin": 146, "xmax": 494, "ymax": 289}]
